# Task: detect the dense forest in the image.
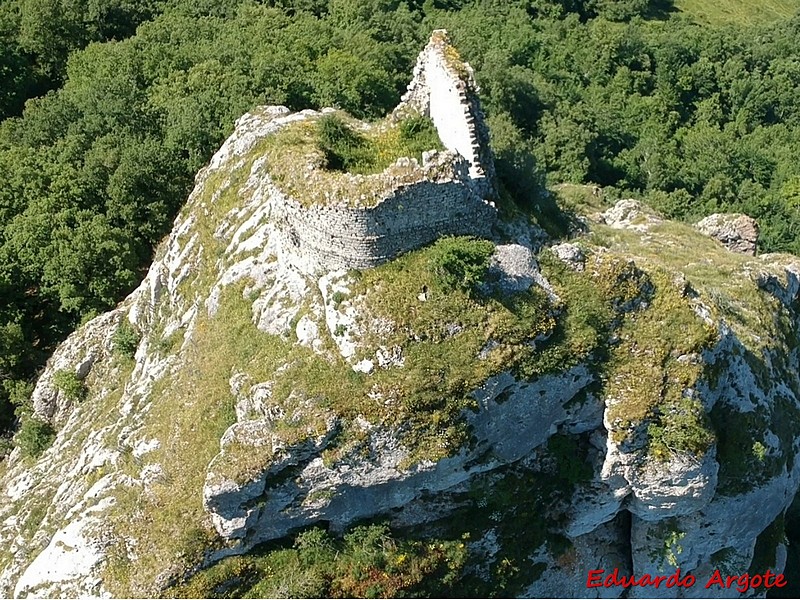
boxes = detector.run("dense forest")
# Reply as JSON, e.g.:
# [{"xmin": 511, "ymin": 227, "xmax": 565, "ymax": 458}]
[{"xmin": 1, "ymin": 0, "xmax": 800, "ymax": 447}]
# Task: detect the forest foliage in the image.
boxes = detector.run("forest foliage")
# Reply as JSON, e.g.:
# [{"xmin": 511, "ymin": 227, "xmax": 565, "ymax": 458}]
[{"xmin": 1, "ymin": 0, "xmax": 800, "ymax": 439}]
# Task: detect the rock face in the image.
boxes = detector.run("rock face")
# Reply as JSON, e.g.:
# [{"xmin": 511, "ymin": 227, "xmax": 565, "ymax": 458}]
[
  {"xmin": 0, "ymin": 33, "xmax": 799, "ymax": 600},
  {"xmin": 695, "ymin": 213, "xmax": 760, "ymax": 255}
]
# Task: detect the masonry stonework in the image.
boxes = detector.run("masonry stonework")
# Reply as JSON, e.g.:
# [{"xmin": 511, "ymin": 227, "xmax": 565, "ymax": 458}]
[
  {"xmin": 265, "ymin": 30, "xmax": 499, "ymax": 273},
  {"xmin": 395, "ymin": 29, "xmax": 497, "ymax": 200}
]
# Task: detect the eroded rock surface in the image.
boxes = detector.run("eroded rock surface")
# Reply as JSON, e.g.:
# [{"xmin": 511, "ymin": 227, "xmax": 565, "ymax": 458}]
[{"xmin": 696, "ymin": 213, "xmax": 760, "ymax": 256}]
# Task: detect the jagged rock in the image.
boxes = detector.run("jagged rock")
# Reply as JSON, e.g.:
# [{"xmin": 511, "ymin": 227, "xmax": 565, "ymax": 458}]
[
  {"xmin": 551, "ymin": 242, "xmax": 586, "ymax": 271},
  {"xmin": 753, "ymin": 258, "xmax": 800, "ymax": 307},
  {"xmin": 202, "ymin": 366, "xmax": 598, "ymax": 545},
  {"xmin": 601, "ymin": 199, "xmax": 662, "ymax": 232},
  {"xmin": 31, "ymin": 310, "xmax": 123, "ymax": 425},
  {"xmin": 695, "ymin": 213, "xmax": 759, "ymax": 255}
]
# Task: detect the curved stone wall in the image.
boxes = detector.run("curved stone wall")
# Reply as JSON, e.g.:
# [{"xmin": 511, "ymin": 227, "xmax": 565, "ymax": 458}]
[{"xmin": 271, "ymin": 167, "xmax": 496, "ymax": 272}]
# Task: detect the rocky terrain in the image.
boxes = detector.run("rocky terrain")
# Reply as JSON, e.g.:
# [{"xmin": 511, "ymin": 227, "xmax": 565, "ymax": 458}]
[{"xmin": 0, "ymin": 33, "xmax": 799, "ymax": 599}]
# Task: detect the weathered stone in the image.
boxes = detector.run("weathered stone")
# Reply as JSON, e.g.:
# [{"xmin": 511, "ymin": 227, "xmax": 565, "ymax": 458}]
[
  {"xmin": 695, "ymin": 213, "xmax": 759, "ymax": 255},
  {"xmin": 395, "ymin": 29, "xmax": 497, "ymax": 200},
  {"xmin": 551, "ymin": 242, "xmax": 586, "ymax": 271},
  {"xmin": 485, "ymin": 243, "xmax": 539, "ymax": 294},
  {"xmin": 601, "ymin": 199, "xmax": 662, "ymax": 232}
]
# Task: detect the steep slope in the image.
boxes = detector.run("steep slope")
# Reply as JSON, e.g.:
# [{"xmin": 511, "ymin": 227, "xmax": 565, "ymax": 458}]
[{"xmin": 0, "ymin": 32, "xmax": 799, "ymax": 599}]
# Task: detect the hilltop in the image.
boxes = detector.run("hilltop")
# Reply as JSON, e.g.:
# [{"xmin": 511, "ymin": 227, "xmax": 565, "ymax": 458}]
[{"xmin": 0, "ymin": 30, "xmax": 798, "ymax": 599}]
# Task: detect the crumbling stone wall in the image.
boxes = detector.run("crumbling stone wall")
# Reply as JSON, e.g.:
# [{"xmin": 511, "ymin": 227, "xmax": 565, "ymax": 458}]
[
  {"xmin": 265, "ymin": 30, "xmax": 499, "ymax": 273},
  {"xmin": 395, "ymin": 29, "xmax": 497, "ymax": 200},
  {"xmin": 271, "ymin": 152, "xmax": 496, "ymax": 272}
]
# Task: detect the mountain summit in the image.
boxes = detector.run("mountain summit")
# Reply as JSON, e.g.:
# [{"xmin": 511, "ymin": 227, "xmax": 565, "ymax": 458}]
[{"xmin": 1, "ymin": 31, "xmax": 799, "ymax": 599}]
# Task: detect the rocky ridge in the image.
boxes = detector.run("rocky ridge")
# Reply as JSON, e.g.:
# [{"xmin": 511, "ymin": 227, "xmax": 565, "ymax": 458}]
[{"xmin": 0, "ymin": 36, "xmax": 798, "ymax": 600}]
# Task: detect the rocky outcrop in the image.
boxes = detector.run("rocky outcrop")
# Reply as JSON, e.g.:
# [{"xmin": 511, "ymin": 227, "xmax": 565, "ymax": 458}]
[
  {"xmin": 0, "ymin": 34, "xmax": 798, "ymax": 600},
  {"xmin": 695, "ymin": 213, "xmax": 760, "ymax": 255},
  {"xmin": 203, "ymin": 366, "xmax": 598, "ymax": 545},
  {"xmin": 600, "ymin": 198, "xmax": 663, "ymax": 232}
]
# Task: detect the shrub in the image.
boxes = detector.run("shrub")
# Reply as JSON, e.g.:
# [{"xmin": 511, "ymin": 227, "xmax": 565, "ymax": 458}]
[
  {"xmin": 316, "ymin": 114, "xmax": 372, "ymax": 172},
  {"xmin": 398, "ymin": 114, "xmax": 443, "ymax": 155},
  {"xmin": 52, "ymin": 369, "xmax": 87, "ymax": 403},
  {"xmin": 647, "ymin": 398, "xmax": 715, "ymax": 460},
  {"xmin": 113, "ymin": 319, "xmax": 140, "ymax": 358},
  {"xmin": 3, "ymin": 379, "xmax": 34, "ymax": 418},
  {"xmin": 428, "ymin": 236, "xmax": 495, "ymax": 294},
  {"xmin": 16, "ymin": 417, "xmax": 56, "ymax": 458},
  {"xmin": 752, "ymin": 440, "xmax": 767, "ymax": 462}
]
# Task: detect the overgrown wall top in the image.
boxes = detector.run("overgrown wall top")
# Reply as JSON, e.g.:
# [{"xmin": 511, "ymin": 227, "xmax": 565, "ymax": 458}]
[{"xmin": 271, "ymin": 153, "xmax": 496, "ymax": 272}]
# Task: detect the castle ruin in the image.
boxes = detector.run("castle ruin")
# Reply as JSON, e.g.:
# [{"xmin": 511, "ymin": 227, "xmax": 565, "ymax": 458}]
[{"xmin": 269, "ymin": 30, "xmax": 499, "ymax": 273}]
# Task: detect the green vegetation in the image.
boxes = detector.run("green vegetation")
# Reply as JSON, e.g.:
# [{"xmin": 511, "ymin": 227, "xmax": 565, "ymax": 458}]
[
  {"xmin": 112, "ymin": 320, "xmax": 141, "ymax": 359},
  {"xmin": 15, "ymin": 417, "xmax": 55, "ymax": 459},
  {"xmin": 52, "ymin": 369, "xmax": 87, "ymax": 403},
  {"xmin": 317, "ymin": 114, "xmax": 373, "ymax": 172},
  {"xmin": 3, "ymin": 0, "xmax": 800, "ymax": 594},
  {"xmin": 647, "ymin": 518, "xmax": 687, "ymax": 569},
  {"xmin": 428, "ymin": 236, "xmax": 495, "ymax": 294},
  {"xmin": 256, "ymin": 110, "xmax": 445, "ymax": 206},
  {"xmin": 711, "ymin": 402, "xmax": 785, "ymax": 495},
  {"xmin": 169, "ymin": 524, "xmax": 467, "ymax": 598},
  {"xmin": 316, "ymin": 112, "xmax": 444, "ymax": 174}
]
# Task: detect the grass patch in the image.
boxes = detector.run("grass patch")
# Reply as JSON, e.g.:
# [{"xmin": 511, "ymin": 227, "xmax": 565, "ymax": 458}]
[
  {"xmin": 603, "ymin": 267, "xmax": 717, "ymax": 455},
  {"xmin": 52, "ymin": 369, "xmax": 87, "ymax": 403},
  {"xmin": 316, "ymin": 113, "xmax": 443, "ymax": 175},
  {"xmin": 261, "ymin": 110, "xmax": 446, "ymax": 207},
  {"xmin": 15, "ymin": 416, "xmax": 56, "ymax": 459},
  {"xmin": 169, "ymin": 524, "xmax": 467, "ymax": 599},
  {"xmin": 113, "ymin": 320, "xmax": 141, "ymax": 359},
  {"xmin": 350, "ymin": 236, "xmax": 557, "ymax": 464}
]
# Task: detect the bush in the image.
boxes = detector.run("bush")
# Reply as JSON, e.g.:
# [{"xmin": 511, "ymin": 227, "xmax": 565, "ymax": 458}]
[
  {"xmin": 52, "ymin": 369, "xmax": 87, "ymax": 403},
  {"xmin": 398, "ymin": 114, "xmax": 443, "ymax": 155},
  {"xmin": 316, "ymin": 114, "xmax": 372, "ymax": 172},
  {"xmin": 648, "ymin": 398, "xmax": 715, "ymax": 460},
  {"xmin": 16, "ymin": 417, "xmax": 56, "ymax": 458},
  {"xmin": 3, "ymin": 379, "xmax": 34, "ymax": 418},
  {"xmin": 113, "ymin": 319, "xmax": 140, "ymax": 358},
  {"xmin": 428, "ymin": 236, "xmax": 495, "ymax": 294}
]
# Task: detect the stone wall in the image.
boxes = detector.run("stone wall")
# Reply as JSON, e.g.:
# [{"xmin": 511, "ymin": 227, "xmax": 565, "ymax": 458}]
[
  {"xmin": 271, "ymin": 152, "xmax": 496, "ymax": 272},
  {"xmin": 395, "ymin": 29, "xmax": 497, "ymax": 200}
]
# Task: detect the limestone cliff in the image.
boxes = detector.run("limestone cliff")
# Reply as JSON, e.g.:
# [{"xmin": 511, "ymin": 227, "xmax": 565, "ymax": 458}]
[{"xmin": 1, "ymin": 32, "xmax": 799, "ymax": 599}]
